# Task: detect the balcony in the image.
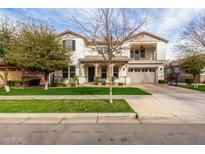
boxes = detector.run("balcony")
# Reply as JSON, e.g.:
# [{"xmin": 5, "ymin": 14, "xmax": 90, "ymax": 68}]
[{"xmin": 130, "ymin": 44, "xmax": 157, "ymax": 61}]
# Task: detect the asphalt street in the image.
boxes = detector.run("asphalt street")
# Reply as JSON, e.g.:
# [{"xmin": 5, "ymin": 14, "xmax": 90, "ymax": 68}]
[{"xmin": 0, "ymin": 124, "xmax": 205, "ymax": 145}]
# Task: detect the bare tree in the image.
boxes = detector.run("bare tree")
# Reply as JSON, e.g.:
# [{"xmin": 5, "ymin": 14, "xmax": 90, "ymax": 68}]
[
  {"xmin": 72, "ymin": 9, "xmax": 149, "ymax": 103},
  {"xmin": 175, "ymin": 14, "xmax": 205, "ymax": 58}
]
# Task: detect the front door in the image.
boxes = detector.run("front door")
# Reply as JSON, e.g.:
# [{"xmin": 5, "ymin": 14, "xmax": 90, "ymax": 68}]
[{"xmin": 88, "ymin": 67, "xmax": 95, "ymax": 82}]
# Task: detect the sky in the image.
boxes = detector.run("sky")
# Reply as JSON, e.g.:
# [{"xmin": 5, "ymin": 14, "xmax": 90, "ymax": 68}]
[{"xmin": 0, "ymin": 8, "xmax": 205, "ymax": 60}]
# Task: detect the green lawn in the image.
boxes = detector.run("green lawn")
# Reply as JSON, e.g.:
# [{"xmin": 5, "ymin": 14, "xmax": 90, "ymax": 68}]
[
  {"xmin": 0, "ymin": 87, "xmax": 150, "ymax": 95},
  {"xmin": 179, "ymin": 85, "xmax": 205, "ymax": 92},
  {"xmin": 0, "ymin": 99, "xmax": 134, "ymax": 113}
]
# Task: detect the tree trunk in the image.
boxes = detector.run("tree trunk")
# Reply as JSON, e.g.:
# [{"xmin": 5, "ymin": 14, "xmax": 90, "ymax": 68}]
[
  {"xmin": 4, "ymin": 65, "xmax": 10, "ymax": 92},
  {"xmin": 108, "ymin": 64, "xmax": 113, "ymax": 104},
  {"xmin": 193, "ymin": 74, "xmax": 197, "ymax": 88},
  {"xmin": 44, "ymin": 74, "xmax": 49, "ymax": 90}
]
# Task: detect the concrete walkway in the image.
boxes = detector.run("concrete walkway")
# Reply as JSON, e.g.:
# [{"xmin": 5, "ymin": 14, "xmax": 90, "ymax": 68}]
[
  {"xmin": 0, "ymin": 95, "xmax": 148, "ymax": 100},
  {"xmin": 0, "ymin": 113, "xmax": 138, "ymax": 124}
]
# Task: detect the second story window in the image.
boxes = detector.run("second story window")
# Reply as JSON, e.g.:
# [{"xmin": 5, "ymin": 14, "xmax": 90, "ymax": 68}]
[
  {"xmin": 97, "ymin": 46, "xmax": 108, "ymax": 54},
  {"xmin": 63, "ymin": 40, "xmax": 76, "ymax": 51},
  {"xmin": 130, "ymin": 46, "xmax": 146, "ymax": 60},
  {"xmin": 130, "ymin": 49, "xmax": 139, "ymax": 60},
  {"xmin": 140, "ymin": 47, "xmax": 145, "ymax": 59}
]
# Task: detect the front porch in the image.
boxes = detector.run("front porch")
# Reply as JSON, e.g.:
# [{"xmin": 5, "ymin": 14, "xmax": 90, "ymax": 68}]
[{"xmin": 78, "ymin": 55, "xmax": 130, "ymax": 85}]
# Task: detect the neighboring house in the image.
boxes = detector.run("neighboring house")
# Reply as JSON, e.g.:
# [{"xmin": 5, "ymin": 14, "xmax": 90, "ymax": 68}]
[
  {"xmin": 0, "ymin": 64, "xmax": 22, "ymax": 86},
  {"xmin": 51, "ymin": 30, "xmax": 168, "ymax": 85},
  {"xmin": 165, "ymin": 60, "xmax": 205, "ymax": 83},
  {"xmin": 0, "ymin": 63, "xmax": 45, "ymax": 86}
]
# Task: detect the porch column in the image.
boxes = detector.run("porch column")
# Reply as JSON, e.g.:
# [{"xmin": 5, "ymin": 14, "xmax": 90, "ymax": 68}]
[
  {"xmin": 125, "ymin": 63, "xmax": 128, "ymax": 84},
  {"xmin": 94, "ymin": 63, "xmax": 99, "ymax": 77},
  {"xmin": 111, "ymin": 63, "xmax": 115, "ymax": 75},
  {"xmin": 80, "ymin": 63, "xmax": 85, "ymax": 77}
]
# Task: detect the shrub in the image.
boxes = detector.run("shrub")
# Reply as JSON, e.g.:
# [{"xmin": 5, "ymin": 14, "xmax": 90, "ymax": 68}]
[
  {"xmin": 22, "ymin": 77, "xmax": 41, "ymax": 86},
  {"xmin": 23, "ymin": 78, "xmax": 41, "ymax": 86},
  {"xmin": 69, "ymin": 76, "xmax": 78, "ymax": 87},
  {"xmin": 112, "ymin": 76, "xmax": 116, "ymax": 85},
  {"xmin": 50, "ymin": 82, "xmax": 58, "ymax": 87},
  {"xmin": 94, "ymin": 76, "xmax": 100, "ymax": 85},
  {"xmin": 118, "ymin": 82, "xmax": 123, "ymax": 86},
  {"xmin": 158, "ymin": 80, "xmax": 166, "ymax": 84},
  {"xmin": 185, "ymin": 77, "xmax": 194, "ymax": 86},
  {"xmin": 8, "ymin": 78, "xmax": 40, "ymax": 87},
  {"xmin": 7, "ymin": 80, "xmax": 23, "ymax": 87},
  {"xmin": 69, "ymin": 79, "xmax": 76, "ymax": 87},
  {"xmin": 101, "ymin": 80, "xmax": 106, "ymax": 85}
]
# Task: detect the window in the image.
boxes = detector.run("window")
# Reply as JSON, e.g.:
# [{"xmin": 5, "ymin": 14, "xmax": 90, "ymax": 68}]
[
  {"xmin": 140, "ymin": 48, "xmax": 145, "ymax": 59},
  {"xmin": 63, "ymin": 40, "xmax": 76, "ymax": 51},
  {"xmin": 135, "ymin": 50, "xmax": 139, "ymax": 60},
  {"xmin": 70, "ymin": 66, "xmax": 76, "ymax": 78},
  {"xmin": 98, "ymin": 46, "xmax": 108, "ymax": 54},
  {"xmin": 130, "ymin": 50, "xmax": 134, "ymax": 59},
  {"xmin": 101, "ymin": 67, "xmax": 107, "ymax": 79},
  {"xmin": 63, "ymin": 68, "xmax": 68, "ymax": 78},
  {"xmin": 113, "ymin": 66, "xmax": 119, "ymax": 78},
  {"xmin": 130, "ymin": 49, "xmax": 139, "ymax": 60}
]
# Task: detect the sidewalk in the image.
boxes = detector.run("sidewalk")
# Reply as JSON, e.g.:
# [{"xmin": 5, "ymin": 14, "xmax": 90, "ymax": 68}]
[
  {"xmin": 0, "ymin": 95, "xmax": 149, "ymax": 100},
  {"xmin": 0, "ymin": 113, "xmax": 139, "ymax": 124}
]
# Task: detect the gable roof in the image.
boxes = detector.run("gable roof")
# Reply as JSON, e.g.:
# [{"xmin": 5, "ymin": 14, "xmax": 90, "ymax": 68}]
[
  {"xmin": 130, "ymin": 31, "xmax": 169, "ymax": 43},
  {"xmin": 57, "ymin": 30, "xmax": 88, "ymax": 42},
  {"xmin": 57, "ymin": 30, "xmax": 168, "ymax": 44}
]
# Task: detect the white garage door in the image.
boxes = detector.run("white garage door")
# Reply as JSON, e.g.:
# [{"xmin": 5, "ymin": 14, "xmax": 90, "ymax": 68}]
[{"xmin": 128, "ymin": 68, "xmax": 156, "ymax": 83}]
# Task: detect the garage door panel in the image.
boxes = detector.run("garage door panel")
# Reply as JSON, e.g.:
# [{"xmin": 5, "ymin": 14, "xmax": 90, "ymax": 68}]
[{"xmin": 128, "ymin": 68, "xmax": 156, "ymax": 83}]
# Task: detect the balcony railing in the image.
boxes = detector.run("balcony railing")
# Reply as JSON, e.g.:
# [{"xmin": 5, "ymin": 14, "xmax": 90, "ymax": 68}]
[
  {"xmin": 130, "ymin": 56, "xmax": 156, "ymax": 61},
  {"xmin": 130, "ymin": 52, "xmax": 157, "ymax": 60}
]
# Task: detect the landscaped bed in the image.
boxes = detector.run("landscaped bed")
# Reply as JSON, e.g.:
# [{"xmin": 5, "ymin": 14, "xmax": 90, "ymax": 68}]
[
  {"xmin": 0, "ymin": 99, "xmax": 134, "ymax": 113},
  {"xmin": 179, "ymin": 85, "xmax": 205, "ymax": 92},
  {"xmin": 0, "ymin": 87, "xmax": 150, "ymax": 95}
]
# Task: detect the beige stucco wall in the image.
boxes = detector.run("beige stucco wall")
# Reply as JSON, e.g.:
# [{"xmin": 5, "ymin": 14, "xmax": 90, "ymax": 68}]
[
  {"xmin": 0, "ymin": 71, "xmax": 22, "ymax": 85},
  {"xmin": 201, "ymin": 75, "xmax": 205, "ymax": 83}
]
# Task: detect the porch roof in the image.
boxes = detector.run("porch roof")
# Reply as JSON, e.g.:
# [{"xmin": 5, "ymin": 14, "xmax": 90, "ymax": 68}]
[{"xmin": 79, "ymin": 55, "xmax": 130, "ymax": 63}]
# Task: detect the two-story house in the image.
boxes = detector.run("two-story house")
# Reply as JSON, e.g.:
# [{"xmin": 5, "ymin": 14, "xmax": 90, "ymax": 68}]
[{"xmin": 51, "ymin": 30, "xmax": 168, "ymax": 85}]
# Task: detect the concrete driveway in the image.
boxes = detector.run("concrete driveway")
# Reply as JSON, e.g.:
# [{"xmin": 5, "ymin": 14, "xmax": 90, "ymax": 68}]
[
  {"xmin": 127, "ymin": 83, "xmax": 205, "ymax": 124},
  {"xmin": 133, "ymin": 83, "xmax": 204, "ymax": 94},
  {"xmin": 127, "ymin": 94, "xmax": 205, "ymax": 124}
]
